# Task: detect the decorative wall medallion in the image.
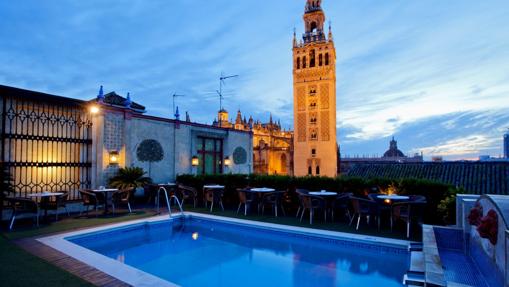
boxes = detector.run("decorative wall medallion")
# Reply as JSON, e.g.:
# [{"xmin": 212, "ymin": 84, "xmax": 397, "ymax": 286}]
[{"xmin": 233, "ymin": 147, "xmax": 247, "ymax": 164}]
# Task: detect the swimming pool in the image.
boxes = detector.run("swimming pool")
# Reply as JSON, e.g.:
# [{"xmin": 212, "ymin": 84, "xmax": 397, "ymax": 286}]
[{"xmin": 40, "ymin": 214, "xmax": 409, "ymax": 287}]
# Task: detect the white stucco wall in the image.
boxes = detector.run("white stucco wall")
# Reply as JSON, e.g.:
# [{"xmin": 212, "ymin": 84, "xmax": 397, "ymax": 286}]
[{"xmin": 93, "ymin": 108, "xmax": 253, "ymax": 186}]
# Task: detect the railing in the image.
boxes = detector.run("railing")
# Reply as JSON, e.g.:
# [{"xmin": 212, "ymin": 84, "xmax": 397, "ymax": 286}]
[{"xmin": 156, "ymin": 187, "xmax": 184, "ymax": 218}]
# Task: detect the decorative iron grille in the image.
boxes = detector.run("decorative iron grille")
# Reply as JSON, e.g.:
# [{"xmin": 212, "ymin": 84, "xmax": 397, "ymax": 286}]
[{"xmin": 0, "ymin": 86, "xmax": 93, "ymax": 200}]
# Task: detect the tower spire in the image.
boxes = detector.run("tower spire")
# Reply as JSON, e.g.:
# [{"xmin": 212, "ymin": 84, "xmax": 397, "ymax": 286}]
[
  {"xmin": 97, "ymin": 85, "xmax": 104, "ymax": 103},
  {"xmin": 328, "ymin": 20, "xmax": 333, "ymax": 41},
  {"xmin": 293, "ymin": 27, "xmax": 297, "ymax": 47}
]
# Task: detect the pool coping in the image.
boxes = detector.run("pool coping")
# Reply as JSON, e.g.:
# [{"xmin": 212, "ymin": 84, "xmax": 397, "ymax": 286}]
[{"xmin": 37, "ymin": 212, "xmax": 412, "ymax": 287}]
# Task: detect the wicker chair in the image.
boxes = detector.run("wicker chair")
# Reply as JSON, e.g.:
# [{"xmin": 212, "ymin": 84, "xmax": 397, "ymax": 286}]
[
  {"xmin": 391, "ymin": 195, "xmax": 427, "ymax": 238},
  {"xmin": 112, "ymin": 189, "xmax": 133, "ymax": 214},
  {"xmin": 39, "ymin": 191, "xmax": 70, "ymax": 221},
  {"xmin": 349, "ymin": 196, "xmax": 378, "ymax": 230},
  {"xmin": 178, "ymin": 185, "xmax": 198, "ymax": 208},
  {"xmin": 79, "ymin": 190, "xmax": 103, "ymax": 216},
  {"xmin": 331, "ymin": 192, "xmax": 352, "ymax": 222},
  {"xmin": 259, "ymin": 191, "xmax": 286, "ymax": 217},
  {"xmin": 236, "ymin": 188, "xmax": 257, "ymax": 216},
  {"xmin": 204, "ymin": 187, "xmax": 224, "ymax": 212},
  {"xmin": 298, "ymin": 194, "xmax": 326, "ymax": 225},
  {"xmin": 295, "ymin": 188, "xmax": 310, "ymax": 218},
  {"xmin": 5, "ymin": 197, "xmax": 39, "ymax": 230}
]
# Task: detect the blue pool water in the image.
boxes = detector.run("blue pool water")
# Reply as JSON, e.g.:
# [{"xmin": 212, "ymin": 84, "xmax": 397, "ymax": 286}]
[{"xmin": 70, "ymin": 217, "xmax": 408, "ymax": 287}]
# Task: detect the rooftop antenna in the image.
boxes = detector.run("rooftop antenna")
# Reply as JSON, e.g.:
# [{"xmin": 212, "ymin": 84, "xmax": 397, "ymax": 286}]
[
  {"xmin": 172, "ymin": 93, "xmax": 185, "ymax": 118},
  {"xmin": 216, "ymin": 72, "xmax": 238, "ymax": 111}
]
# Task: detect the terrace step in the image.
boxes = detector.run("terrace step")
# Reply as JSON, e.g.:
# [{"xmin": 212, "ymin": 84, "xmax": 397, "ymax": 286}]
[
  {"xmin": 410, "ymin": 251, "xmax": 425, "ymax": 273},
  {"xmin": 408, "ymin": 242, "xmax": 423, "ymax": 252},
  {"xmin": 403, "ymin": 251, "xmax": 425, "ymax": 286},
  {"xmin": 403, "ymin": 271, "xmax": 425, "ymax": 286}
]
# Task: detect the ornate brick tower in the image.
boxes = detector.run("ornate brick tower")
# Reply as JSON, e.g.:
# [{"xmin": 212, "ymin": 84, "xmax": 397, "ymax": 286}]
[{"xmin": 293, "ymin": 0, "xmax": 337, "ymax": 177}]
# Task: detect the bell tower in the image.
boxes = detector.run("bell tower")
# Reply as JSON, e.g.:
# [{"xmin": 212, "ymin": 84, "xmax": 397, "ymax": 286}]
[{"xmin": 293, "ymin": 0, "xmax": 337, "ymax": 177}]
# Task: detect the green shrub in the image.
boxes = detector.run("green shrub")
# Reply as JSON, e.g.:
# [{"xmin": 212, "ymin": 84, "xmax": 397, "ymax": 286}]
[{"xmin": 176, "ymin": 174, "xmax": 462, "ymax": 225}]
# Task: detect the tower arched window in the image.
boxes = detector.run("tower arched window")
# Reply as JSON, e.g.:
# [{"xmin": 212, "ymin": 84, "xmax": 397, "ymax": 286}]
[
  {"xmin": 303, "ymin": 56, "xmax": 307, "ymax": 68},
  {"xmin": 319, "ymin": 54, "xmax": 323, "ymax": 66},
  {"xmin": 296, "ymin": 57, "xmax": 300, "ymax": 69},
  {"xmin": 310, "ymin": 22, "xmax": 317, "ymax": 33},
  {"xmin": 325, "ymin": 53, "xmax": 329, "ymax": 65},
  {"xmin": 310, "ymin": 50, "xmax": 316, "ymax": 67}
]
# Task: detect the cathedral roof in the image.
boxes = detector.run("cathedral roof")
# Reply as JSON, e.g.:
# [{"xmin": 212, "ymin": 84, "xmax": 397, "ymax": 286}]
[{"xmin": 383, "ymin": 137, "xmax": 406, "ymax": 158}]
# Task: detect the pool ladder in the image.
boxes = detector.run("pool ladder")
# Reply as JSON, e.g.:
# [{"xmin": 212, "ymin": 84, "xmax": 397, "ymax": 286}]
[{"xmin": 156, "ymin": 186, "xmax": 184, "ymax": 218}]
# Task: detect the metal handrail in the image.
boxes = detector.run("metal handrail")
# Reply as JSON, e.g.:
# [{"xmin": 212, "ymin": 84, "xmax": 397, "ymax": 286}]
[{"xmin": 156, "ymin": 187, "xmax": 184, "ymax": 217}]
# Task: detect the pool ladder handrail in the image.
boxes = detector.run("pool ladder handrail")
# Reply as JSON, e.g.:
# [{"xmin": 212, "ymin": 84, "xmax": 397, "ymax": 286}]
[{"xmin": 156, "ymin": 186, "xmax": 184, "ymax": 217}]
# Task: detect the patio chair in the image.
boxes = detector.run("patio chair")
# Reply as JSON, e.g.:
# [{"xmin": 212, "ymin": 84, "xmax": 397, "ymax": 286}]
[
  {"xmin": 79, "ymin": 189, "xmax": 103, "ymax": 216},
  {"xmin": 5, "ymin": 197, "xmax": 39, "ymax": 230},
  {"xmin": 260, "ymin": 191, "xmax": 286, "ymax": 217},
  {"xmin": 39, "ymin": 191, "xmax": 70, "ymax": 221},
  {"xmin": 349, "ymin": 196, "xmax": 378, "ymax": 230},
  {"xmin": 298, "ymin": 194, "xmax": 326, "ymax": 225},
  {"xmin": 112, "ymin": 189, "xmax": 133, "ymax": 214},
  {"xmin": 391, "ymin": 196, "xmax": 427, "ymax": 238},
  {"xmin": 178, "ymin": 185, "xmax": 198, "ymax": 208},
  {"xmin": 295, "ymin": 188, "xmax": 310, "ymax": 218},
  {"xmin": 144, "ymin": 184, "xmax": 159, "ymax": 205},
  {"xmin": 236, "ymin": 188, "xmax": 257, "ymax": 216},
  {"xmin": 367, "ymin": 193, "xmax": 393, "ymax": 230},
  {"xmin": 331, "ymin": 192, "xmax": 352, "ymax": 222},
  {"xmin": 204, "ymin": 187, "xmax": 224, "ymax": 212}
]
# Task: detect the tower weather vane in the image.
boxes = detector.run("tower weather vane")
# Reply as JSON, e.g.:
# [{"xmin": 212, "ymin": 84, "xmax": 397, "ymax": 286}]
[
  {"xmin": 216, "ymin": 73, "xmax": 238, "ymax": 111},
  {"xmin": 172, "ymin": 93, "xmax": 185, "ymax": 119}
]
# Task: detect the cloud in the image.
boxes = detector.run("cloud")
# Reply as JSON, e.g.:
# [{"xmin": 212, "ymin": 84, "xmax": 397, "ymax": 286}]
[{"xmin": 0, "ymin": 0, "xmax": 508, "ymax": 160}]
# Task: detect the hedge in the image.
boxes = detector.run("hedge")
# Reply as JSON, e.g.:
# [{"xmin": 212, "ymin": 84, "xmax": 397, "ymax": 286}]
[{"xmin": 176, "ymin": 174, "xmax": 460, "ymax": 225}]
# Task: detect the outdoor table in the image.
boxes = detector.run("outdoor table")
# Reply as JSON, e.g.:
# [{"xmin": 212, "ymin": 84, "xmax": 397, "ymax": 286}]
[
  {"xmin": 28, "ymin": 192, "xmax": 64, "ymax": 219},
  {"xmin": 249, "ymin": 187, "xmax": 275, "ymax": 193},
  {"xmin": 372, "ymin": 195, "xmax": 411, "ymax": 230},
  {"xmin": 91, "ymin": 188, "xmax": 118, "ymax": 214},
  {"xmin": 203, "ymin": 185, "xmax": 225, "ymax": 189},
  {"xmin": 377, "ymin": 195, "xmax": 410, "ymax": 204},
  {"xmin": 308, "ymin": 191, "xmax": 338, "ymax": 222},
  {"xmin": 309, "ymin": 191, "xmax": 337, "ymax": 196}
]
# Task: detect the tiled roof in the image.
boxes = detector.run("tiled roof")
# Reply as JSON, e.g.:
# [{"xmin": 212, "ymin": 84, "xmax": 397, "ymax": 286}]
[
  {"xmin": 345, "ymin": 162, "xmax": 509, "ymax": 195},
  {"xmin": 94, "ymin": 92, "xmax": 145, "ymax": 112}
]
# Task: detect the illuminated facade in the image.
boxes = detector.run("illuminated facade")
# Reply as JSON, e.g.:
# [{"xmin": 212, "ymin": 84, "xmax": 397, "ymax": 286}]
[
  {"xmin": 293, "ymin": 0, "xmax": 338, "ymax": 177},
  {"xmin": 213, "ymin": 110, "xmax": 293, "ymax": 175},
  {"xmin": 0, "ymin": 85, "xmax": 253, "ymax": 200}
]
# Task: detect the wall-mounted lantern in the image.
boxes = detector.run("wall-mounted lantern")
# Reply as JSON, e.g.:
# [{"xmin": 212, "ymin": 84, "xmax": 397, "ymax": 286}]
[
  {"xmin": 224, "ymin": 156, "xmax": 231, "ymax": 166},
  {"xmin": 191, "ymin": 155, "xmax": 200, "ymax": 167},
  {"xmin": 90, "ymin": 105, "xmax": 100, "ymax": 115},
  {"xmin": 109, "ymin": 151, "xmax": 119, "ymax": 165}
]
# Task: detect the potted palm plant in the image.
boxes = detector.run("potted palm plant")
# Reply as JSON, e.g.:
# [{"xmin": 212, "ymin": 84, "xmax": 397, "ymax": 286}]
[{"xmin": 108, "ymin": 167, "xmax": 152, "ymax": 190}]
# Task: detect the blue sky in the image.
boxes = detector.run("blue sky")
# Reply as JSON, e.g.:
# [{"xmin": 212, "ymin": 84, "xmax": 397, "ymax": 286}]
[{"xmin": 1, "ymin": 0, "xmax": 508, "ymax": 160}]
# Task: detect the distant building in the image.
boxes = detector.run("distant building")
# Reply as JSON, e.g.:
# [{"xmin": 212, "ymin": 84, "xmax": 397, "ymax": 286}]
[
  {"xmin": 212, "ymin": 109, "xmax": 294, "ymax": 175},
  {"xmin": 504, "ymin": 129, "xmax": 509, "ymax": 159},
  {"xmin": 340, "ymin": 137, "xmax": 423, "ymax": 174}
]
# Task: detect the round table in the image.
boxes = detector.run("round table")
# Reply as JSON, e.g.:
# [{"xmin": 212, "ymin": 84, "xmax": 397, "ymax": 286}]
[
  {"xmin": 309, "ymin": 191, "xmax": 337, "ymax": 196},
  {"xmin": 308, "ymin": 191, "xmax": 338, "ymax": 222},
  {"xmin": 203, "ymin": 185, "xmax": 225, "ymax": 189},
  {"xmin": 249, "ymin": 188, "xmax": 275, "ymax": 193},
  {"xmin": 91, "ymin": 189, "xmax": 119, "ymax": 214},
  {"xmin": 377, "ymin": 195, "xmax": 410, "ymax": 203},
  {"xmin": 28, "ymin": 192, "xmax": 65, "ymax": 219}
]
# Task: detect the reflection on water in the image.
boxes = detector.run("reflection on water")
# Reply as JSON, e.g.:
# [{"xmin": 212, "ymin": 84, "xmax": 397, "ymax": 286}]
[{"xmin": 72, "ymin": 219, "xmax": 408, "ymax": 287}]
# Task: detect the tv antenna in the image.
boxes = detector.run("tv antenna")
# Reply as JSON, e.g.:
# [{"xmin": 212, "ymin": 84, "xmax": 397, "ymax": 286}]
[
  {"xmin": 216, "ymin": 73, "xmax": 238, "ymax": 111},
  {"xmin": 172, "ymin": 93, "xmax": 185, "ymax": 118}
]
